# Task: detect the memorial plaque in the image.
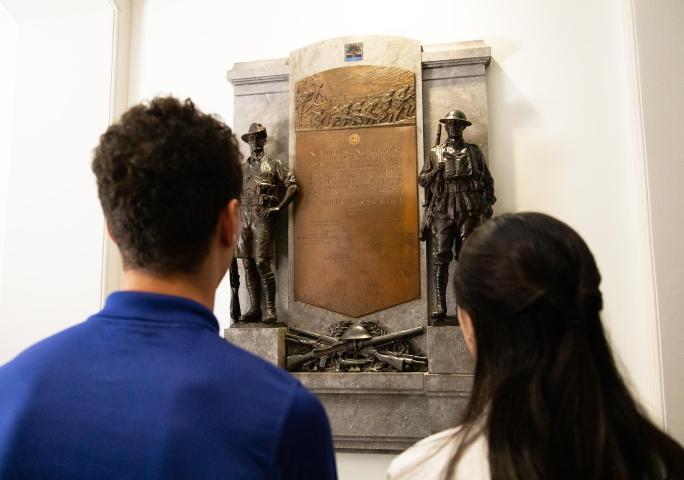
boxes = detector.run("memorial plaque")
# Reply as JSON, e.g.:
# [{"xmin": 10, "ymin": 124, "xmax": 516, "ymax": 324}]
[
  {"xmin": 293, "ymin": 65, "xmax": 420, "ymax": 317},
  {"xmin": 229, "ymin": 36, "xmax": 490, "ymax": 453}
]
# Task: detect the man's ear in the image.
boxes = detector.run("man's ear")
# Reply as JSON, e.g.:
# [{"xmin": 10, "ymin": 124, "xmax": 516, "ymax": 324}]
[{"xmin": 218, "ymin": 199, "xmax": 240, "ymax": 248}]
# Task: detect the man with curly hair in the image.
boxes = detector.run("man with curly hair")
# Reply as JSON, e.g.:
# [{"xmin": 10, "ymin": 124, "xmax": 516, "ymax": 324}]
[{"xmin": 0, "ymin": 97, "xmax": 337, "ymax": 479}]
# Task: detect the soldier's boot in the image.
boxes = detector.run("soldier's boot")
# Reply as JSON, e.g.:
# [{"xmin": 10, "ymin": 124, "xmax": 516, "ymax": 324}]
[
  {"xmin": 431, "ymin": 264, "xmax": 448, "ymax": 319},
  {"xmin": 261, "ymin": 272, "xmax": 278, "ymax": 323},
  {"xmin": 238, "ymin": 259, "xmax": 262, "ymax": 322}
]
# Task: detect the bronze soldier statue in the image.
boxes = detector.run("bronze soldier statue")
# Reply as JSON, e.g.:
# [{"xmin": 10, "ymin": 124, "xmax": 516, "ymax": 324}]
[
  {"xmin": 237, "ymin": 123, "xmax": 299, "ymax": 323},
  {"xmin": 419, "ymin": 110, "xmax": 495, "ymax": 320}
]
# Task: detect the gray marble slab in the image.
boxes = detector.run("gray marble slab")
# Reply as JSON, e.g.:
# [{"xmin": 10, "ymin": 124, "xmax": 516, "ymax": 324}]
[
  {"xmin": 427, "ymin": 326, "xmax": 475, "ymax": 374},
  {"xmin": 287, "ymin": 36, "xmax": 427, "ymax": 336},
  {"xmin": 294, "ymin": 372, "xmax": 473, "ymax": 451},
  {"xmin": 223, "ymin": 327, "xmax": 286, "ymax": 368}
]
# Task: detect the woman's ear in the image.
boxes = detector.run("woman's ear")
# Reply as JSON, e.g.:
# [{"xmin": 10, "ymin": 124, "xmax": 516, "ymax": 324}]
[{"xmin": 457, "ymin": 306, "xmax": 477, "ymax": 359}]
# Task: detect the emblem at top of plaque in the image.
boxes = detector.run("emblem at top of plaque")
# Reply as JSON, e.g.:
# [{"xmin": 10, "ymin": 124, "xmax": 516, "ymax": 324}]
[{"xmin": 295, "ymin": 66, "xmax": 416, "ymax": 132}]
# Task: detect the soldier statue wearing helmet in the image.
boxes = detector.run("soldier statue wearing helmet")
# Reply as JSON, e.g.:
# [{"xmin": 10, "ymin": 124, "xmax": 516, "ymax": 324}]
[
  {"xmin": 236, "ymin": 123, "xmax": 299, "ymax": 323},
  {"xmin": 419, "ymin": 110, "xmax": 496, "ymax": 321}
]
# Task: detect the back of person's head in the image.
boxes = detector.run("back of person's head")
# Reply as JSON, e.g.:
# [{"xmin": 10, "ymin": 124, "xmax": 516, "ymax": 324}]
[
  {"xmin": 449, "ymin": 212, "xmax": 683, "ymax": 480},
  {"xmin": 92, "ymin": 96, "xmax": 242, "ymax": 274}
]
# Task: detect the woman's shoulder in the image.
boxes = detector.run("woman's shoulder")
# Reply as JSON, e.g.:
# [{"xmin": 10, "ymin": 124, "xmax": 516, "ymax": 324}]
[{"xmin": 386, "ymin": 425, "xmax": 489, "ymax": 480}]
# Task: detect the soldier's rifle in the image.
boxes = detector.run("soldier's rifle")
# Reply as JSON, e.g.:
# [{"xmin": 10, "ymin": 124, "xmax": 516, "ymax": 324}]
[
  {"xmin": 285, "ymin": 326, "xmax": 342, "ymax": 358},
  {"xmin": 229, "ymin": 257, "xmax": 241, "ymax": 321},
  {"xmin": 419, "ymin": 123, "xmax": 443, "ymax": 241},
  {"xmin": 286, "ymin": 326, "xmax": 424, "ymax": 371},
  {"xmin": 287, "ymin": 326, "xmax": 341, "ymax": 346},
  {"xmin": 363, "ymin": 349, "xmax": 428, "ymax": 372},
  {"xmin": 285, "ymin": 333, "xmax": 318, "ymax": 346}
]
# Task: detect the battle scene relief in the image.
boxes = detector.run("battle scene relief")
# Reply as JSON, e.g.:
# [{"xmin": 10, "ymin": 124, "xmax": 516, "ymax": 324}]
[{"xmin": 295, "ymin": 66, "xmax": 416, "ymax": 131}]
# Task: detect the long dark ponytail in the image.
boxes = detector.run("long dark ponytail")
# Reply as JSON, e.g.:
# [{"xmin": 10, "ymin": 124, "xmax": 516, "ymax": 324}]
[{"xmin": 445, "ymin": 212, "xmax": 683, "ymax": 479}]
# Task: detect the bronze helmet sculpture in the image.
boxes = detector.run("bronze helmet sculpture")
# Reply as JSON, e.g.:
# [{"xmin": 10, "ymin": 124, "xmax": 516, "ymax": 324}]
[
  {"xmin": 439, "ymin": 110, "xmax": 471, "ymax": 126},
  {"xmin": 340, "ymin": 324, "xmax": 373, "ymax": 341}
]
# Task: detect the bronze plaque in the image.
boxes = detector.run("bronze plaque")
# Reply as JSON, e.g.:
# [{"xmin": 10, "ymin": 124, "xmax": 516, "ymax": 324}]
[
  {"xmin": 294, "ymin": 125, "xmax": 420, "ymax": 317},
  {"xmin": 295, "ymin": 65, "xmax": 416, "ymax": 132},
  {"xmin": 293, "ymin": 65, "xmax": 420, "ymax": 317}
]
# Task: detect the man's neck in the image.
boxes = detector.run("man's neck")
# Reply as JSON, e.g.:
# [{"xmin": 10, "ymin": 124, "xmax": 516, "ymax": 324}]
[
  {"xmin": 249, "ymin": 150, "xmax": 264, "ymax": 161},
  {"xmin": 121, "ymin": 269, "xmax": 216, "ymax": 311}
]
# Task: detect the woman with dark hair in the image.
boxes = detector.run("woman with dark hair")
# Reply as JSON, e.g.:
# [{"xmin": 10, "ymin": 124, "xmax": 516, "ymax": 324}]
[{"xmin": 387, "ymin": 212, "xmax": 684, "ymax": 479}]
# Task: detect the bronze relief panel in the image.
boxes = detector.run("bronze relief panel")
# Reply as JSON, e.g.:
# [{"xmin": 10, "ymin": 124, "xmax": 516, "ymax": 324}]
[
  {"xmin": 295, "ymin": 65, "xmax": 416, "ymax": 132},
  {"xmin": 293, "ymin": 65, "xmax": 420, "ymax": 317}
]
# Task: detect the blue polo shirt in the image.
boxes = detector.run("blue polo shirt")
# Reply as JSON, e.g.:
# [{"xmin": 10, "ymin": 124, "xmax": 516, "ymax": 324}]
[{"xmin": 0, "ymin": 291, "xmax": 337, "ymax": 479}]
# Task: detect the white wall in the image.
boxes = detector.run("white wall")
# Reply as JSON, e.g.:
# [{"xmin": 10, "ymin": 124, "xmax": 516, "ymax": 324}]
[
  {"xmin": 632, "ymin": 0, "xmax": 684, "ymax": 441},
  {"xmin": 126, "ymin": 0, "xmax": 680, "ymax": 474},
  {"xmin": 1, "ymin": 0, "xmax": 679, "ymax": 478},
  {"xmin": 0, "ymin": 4, "xmax": 18, "ymax": 309},
  {"xmin": 0, "ymin": 2, "xmax": 114, "ymax": 363}
]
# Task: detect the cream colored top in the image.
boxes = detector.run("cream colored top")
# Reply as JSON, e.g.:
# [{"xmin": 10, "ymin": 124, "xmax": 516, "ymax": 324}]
[{"xmin": 386, "ymin": 425, "xmax": 490, "ymax": 480}]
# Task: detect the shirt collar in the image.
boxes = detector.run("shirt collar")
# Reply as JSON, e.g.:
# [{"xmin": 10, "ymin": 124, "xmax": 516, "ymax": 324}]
[
  {"xmin": 96, "ymin": 291, "xmax": 219, "ymax": 333},
  {"xmin": 249, "ymin": 151, "xmax": 266, "ymax": 164}
]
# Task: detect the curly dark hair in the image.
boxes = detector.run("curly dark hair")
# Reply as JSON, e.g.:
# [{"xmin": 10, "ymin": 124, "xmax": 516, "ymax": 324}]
[{"xmin": 92, "ymin": 96, "xmax": 243, "ymax": 274}]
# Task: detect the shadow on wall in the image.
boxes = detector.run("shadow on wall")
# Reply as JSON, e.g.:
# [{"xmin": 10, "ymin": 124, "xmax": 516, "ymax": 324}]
[{"xmin": 485, "ymin": 53, "xmax": 540, "ymax": 213}]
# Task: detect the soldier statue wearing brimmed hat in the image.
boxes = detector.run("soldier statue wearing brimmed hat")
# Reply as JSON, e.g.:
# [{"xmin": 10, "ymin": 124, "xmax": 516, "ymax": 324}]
[
  {"xmin": 235, "ymin": 123, "xmax": 299, "ymax": 323},
  {"xmin": 419, "ymin": 110, "xmax": 496, "ymax": 321}
]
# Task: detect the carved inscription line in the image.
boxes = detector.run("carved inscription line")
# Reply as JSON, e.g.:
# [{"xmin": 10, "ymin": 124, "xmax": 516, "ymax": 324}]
[{"xmin": 306, "ymin": 146, "xmax": 403, "ymax": 203}]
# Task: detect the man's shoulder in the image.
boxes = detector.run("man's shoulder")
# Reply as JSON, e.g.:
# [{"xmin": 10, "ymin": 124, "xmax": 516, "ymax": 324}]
[
  {"xmin": 260, "ymin": 153, "xmax": 287, "ymax": 171},
  {"xmin": 0, "ymin": 321, "xmax": 89, "ymax": 373},
  {"xmin": 272, "ymin": 376, "xmax": 336, "ymax": 479},
  {"xmin": 0, "ymin": 321, "xmax": 94, "ymax": 406},
  {"xmin": 466, "ymin": 143, "xmax": 484, "ymax": 153},
  {"xmin": 205, "ymin": 333, "xmax": 300, "ymax": 391},
  {"xmin": 428, "ymin": 144, "xmax": 444, "ymax": 162},
  {"xmin": 265, "ymin": 155, "xmax": 294, "ymax": 173},
  {"xmin": 260, "ymin": 152, "xmax": 279, "ymax": 164},
  {"xmin": 434, "ymin": 142, "xmax": 481, "ymax": 151},
  {"xmin": 186, "ymin": 336, "xmax": 327, "ymax": 458}
]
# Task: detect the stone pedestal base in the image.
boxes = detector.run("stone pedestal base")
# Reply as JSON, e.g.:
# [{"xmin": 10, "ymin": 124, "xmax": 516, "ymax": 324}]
[
  {"xmin": 223, "ymin": 325, "xmax": 475, "ymax": 452},
  {"xmin": 294, "ymin": 372, "xmax": 472, "ymax": 452},
  {"xmin": 224, "ymin": 326, "xmax": 287, "ymax": 368},
  {"xmin": 427, "ymin": 326, "xmax": 474, "ymax": 374}
]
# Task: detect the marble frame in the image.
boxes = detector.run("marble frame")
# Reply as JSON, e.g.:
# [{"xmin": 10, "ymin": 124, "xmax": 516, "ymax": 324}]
[{"xmin": 226, "ymin": 37, "xmax": 490, "ymax": 452}]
